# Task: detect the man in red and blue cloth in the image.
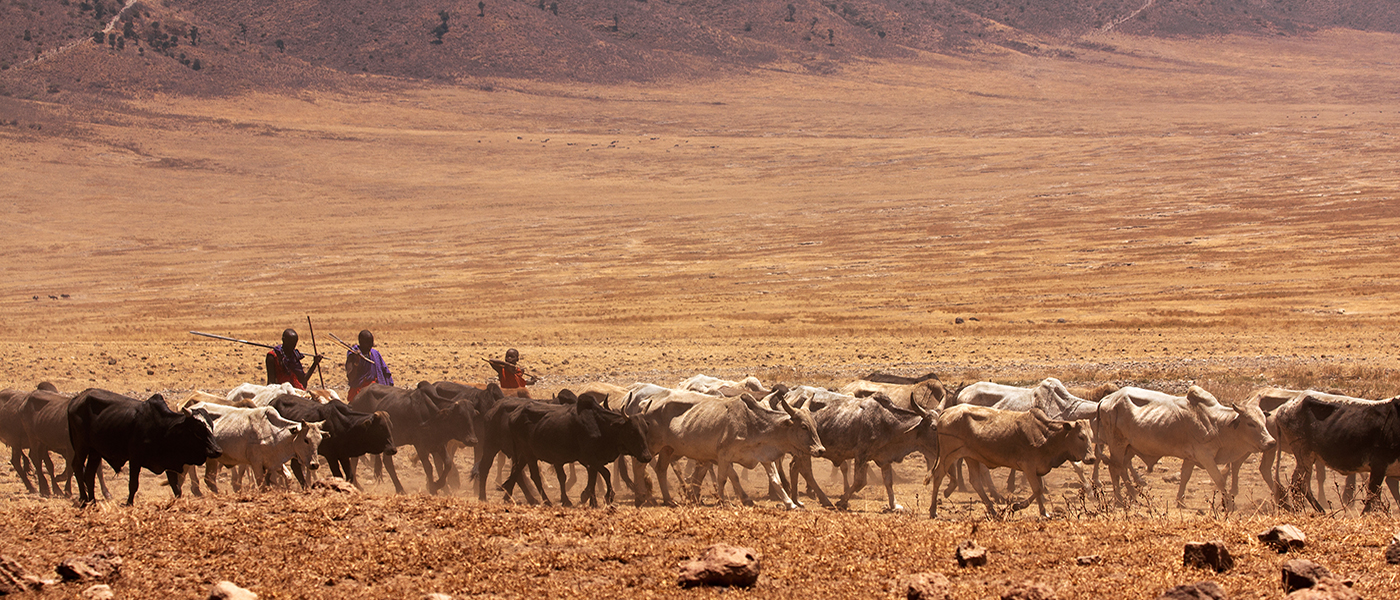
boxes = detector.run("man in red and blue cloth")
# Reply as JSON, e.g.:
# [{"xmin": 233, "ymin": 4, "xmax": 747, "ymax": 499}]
[
  {"xmin": 346, "ymin": 329, "xmax": 394, "ymax": 402},
  {"xmin": 266, "ymin": 328, "xmax": 322, "ymax": 390}
]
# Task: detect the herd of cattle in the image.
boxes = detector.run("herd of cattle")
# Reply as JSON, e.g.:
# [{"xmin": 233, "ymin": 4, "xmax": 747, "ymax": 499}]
[{"xmin": 2, "ymin": 372, "xmax": 1398, "ymax": 518}]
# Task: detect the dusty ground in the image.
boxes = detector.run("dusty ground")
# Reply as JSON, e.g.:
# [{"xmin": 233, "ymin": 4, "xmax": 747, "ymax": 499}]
[{"xmin": 3, "ymin": 29, "xmax": 1400, "ymax": 598}]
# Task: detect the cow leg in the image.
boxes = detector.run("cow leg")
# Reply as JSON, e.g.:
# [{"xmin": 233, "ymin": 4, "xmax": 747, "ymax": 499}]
[
  {"xmin": 1259, "ymin": 445, "xmax": 1282, "ymax": 505},
  {"xmin": 553, "ymin": 463, "xmax": 572, "ymax": 507},
  {"xmin": 1176, "ymin": 461, "xmax": 1194, "ymax": 508},
  {"xmin": 563, "ymin": 463, "xmax": 578, "ymax": 497},
  {"xmin": 9, "ymin": 446, "xmax": 36, "ymax": 493},
  {"xmin": 879, "ymin": 463, "xmax": 903, "ymax": 512},
  {"xmin": 191, "ymin": 463, "xmax": 211, "ymax": 495},
  {"xmin": 527, "ymin": 461, "xmax": 549, "ymax": 506},
  {"xmin": 652, "ymin": 451, "xmax": 677, "ymax": 506},
  {"xmin": 928, "ymin": 451, "xmax": 956, "ymax": 519},
  {"xmin": 1386, "ymin": 477, "xmax": 1400, "ymax": 508},
  {"xmin": 472, "ymin": 446, "xmax": 498, "ymax": 502},
  {"xmin": 96, "ymin": 466, "xmax": 110, "ymax": 500},
  {"xmin": 1005, "ymin": 469, "xmax": 1017, "ymax": 494},
  {"xmin": 791, "ymin": 455, "xmax": 832, "ymax": 509},
  {"xmin": 31, "ymin": 450, "xmax": 52, "ymax": 497},
  {"xmin": 839, "ymin": 461, "xmax": 870, "ymax": 510},
  {"xmin": 1342, "ymin": 472, "xmax": 1356, "ymax": 509},
  {"xmin": 416, "ymin": 447, "xmax": 441, "ymax": 494},
  {"xmin": 600, "ymin": 465, "xmax": 615, "ymax": 505},
  {"xmin": 966, "ymin": 461, "xmax": 1000, "ymax": 515},
  {"xmin": 1196, "ymin": 460, "xmax": 1234, "ymax": 512},
  {"xmin": 1362, "ymin": 468, "xmax": 1388, "ymax": 514},
  {"xmin": 684, "ymin": 461, "xmax": 709, "ymax": 504},
  {"xmin": 1023, "ymin": 471, "xmax": 1051, "ymax": 518},
  {"xmin": 943, "ymin": 459, "xmax": 961, "ymax": 498},
  {"xmin": 382, "ymin": 451, "xmax": 406, "ymax": 494},
  {"xmin": 756, "ymin": 460, "xmax": 798, "ymax": 509}
]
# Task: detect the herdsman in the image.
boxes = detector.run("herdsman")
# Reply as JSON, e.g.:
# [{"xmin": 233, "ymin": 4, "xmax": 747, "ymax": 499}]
[
  {"xmin": 266, "ymin": 328, "xmax": 322, "ymax": 390},
  {"xmin": 346, "ymin": 329, "xmax": 393, "ymax": 402},
  {"xmin": 488, "ymin": 348, "xmax": 537, "ymax": 397}
]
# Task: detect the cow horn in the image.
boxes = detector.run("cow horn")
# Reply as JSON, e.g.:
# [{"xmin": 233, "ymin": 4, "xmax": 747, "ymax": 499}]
[{"xmin": 778, "ymin": 396, "xmax": 797, "ymax": 416}]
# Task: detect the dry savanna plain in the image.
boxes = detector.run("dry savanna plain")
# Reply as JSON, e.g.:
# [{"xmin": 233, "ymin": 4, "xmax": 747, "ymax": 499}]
[{"xmin": 3, "ymin": 29, "xmax": 1400, "ymax": 599}]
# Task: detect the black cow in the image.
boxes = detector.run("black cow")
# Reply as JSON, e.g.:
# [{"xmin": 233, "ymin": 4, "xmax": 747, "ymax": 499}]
[
  {"xmin": 1276, "ymin": 393, "xmax": 1400, "ymax": 514},
  {"xmin": 68, "ymin": 389, "xmax": 222, "ymax": 506},
  {"xmin": 476, "ymin": 392, "xmax": 652, "ymax": 507},
  {"xmin": 350, "ymin": 383, "xmax": 478, "ymax": 494},
  {"xmin": 268, "ymin": 394, "xmax": 396, "ymax": 486}
]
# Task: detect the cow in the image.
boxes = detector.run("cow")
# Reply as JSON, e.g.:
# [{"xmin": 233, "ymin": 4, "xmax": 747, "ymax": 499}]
[
  {"xmin": 478, "ymin": 392, "xmax": 652, "ymax": 506},
  {"xmin": 1097, "ymin": 386, "xmax": 1275, "ymax": 511},
  {"xmin": 838, "ymin": 378, "xmax": 953, "ymax": 412},
  {"xmin": 181, "ymin": 403, "xmax": 324, "ymax": 494},
  {"xmin": 861, "ymin": 372, "xmax": 940, "ymax": 385},
  {"xmin": 0, "ymin": 388, "xmax": 37, "ymax": 493},
  {"xmin": 679, "ymin": 374, "xmax": 770, "ymax": 397},
  {"xmin": 927, "ymin": 405, "xmax": 1095, "ymax": 518},
  {"xmin": 945, "ymin": 378, "xmax": 1102, "ymax": 496},
  {"xmin": 785, "ymin": 392, "xmax": 938, "ymax": 511},
  {"xmin": 634, "ymin": 390, "xmax": 823, "ymax": 509},
  {"xmin": 68, "ymin": 389, "xmax": 223, "ymax": 506},
  {"xmin": 1269, "ymin": 391, "xmax": 1400, "ymax": 513},
  {"xmin": 268, "ymin": 394, "xmax": 395, "ymax": 486},
  {"xmin": 226, "ymin": 382, "xmax": 341, "ymax": 407},
  {"xmin": 350, "ymin": 383, "xmax": 478, "ymax": 494},
  {"xmin": 20, "ymin": 388, "xmax": 111, "ymax": 498}
]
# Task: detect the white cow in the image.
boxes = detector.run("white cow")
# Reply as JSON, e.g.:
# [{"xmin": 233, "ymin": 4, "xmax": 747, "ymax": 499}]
[
  {"xmin": 226, "ymin": 382, "xmax": 340, "ymax": 407},
  {"xmin": 633, "ymin": 390, "xmax": 823, "ymax": 509},
  {"xmin": 678, "ymin": 374, "xmax": 768, "ymax": 396},
  {"xmin": 1098, "ymin": 386, "xmax": 1275, "ymax": 511},
  {"xmin": 183, "ymin": 402, "xmax": 325, "ymax": 493},
  {"xmin": 838, "ymin": 378, "xmax": 951, "ymax": 412}
]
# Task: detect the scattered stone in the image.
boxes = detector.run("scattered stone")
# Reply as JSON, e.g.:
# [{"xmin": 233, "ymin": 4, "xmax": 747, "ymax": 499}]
[
  {"xmin": 0, "ymin": 555, "xmax": 48, "ymax": 594},
  {"xmin": 1002, "ymin": 581, "xmax": 1057, "ymax": 600},
  {"xmin": 1281, "ymin": 559, "xmax": 1333, "ymax": 593},
  {"xmin": 1259, "ymin": 525, "xmax": 1307, "ymax": 553},
  {"xmin": 1156, "ymin": 581, "xmax": 1227, "ymax": 600},
  {"xmin": 423, "ymin": 594, "xmax": 452, "ymax": 600},
  {"xmin": 955, "ymin": 318, "xmax": 965, "ymax": 324},
  {"xmin": 57, "ymin": 549, "xmax": 122, "ymax": 582},
  {"xmin": 81, "ymin": 584, "xmax": 114, "ymax": 600},
  {"xmin": 677, "ymin": 544, "xmax": 760, "ymax": 588},
  {"xmin": 310, "ymin": 477, "xmax": 359, "ymax": 494},
  {"xmin": 956, "ymin": 540, "xmax": 988, "ymax": 568},
  {"xmin": 900, "ymin": 572, "xmax": 951, "ymax": 600},
  {"xmin": 1286, "ymin": 578, "xmax": 1361, "ymax": 600},
  {"xmin": 1183, "ymin": 541, "xmax": 1233, "ymax": 573},
  {"xmin": 209, "ymin": 581, "xmax": 258, "ymax": 600},
  {"xmin": 1385, "ymin": 531, "xmax": 1400, "ymax": 565},
  {"xmin": 1075, "ymin": 555, "xmax": 1101, "ymax": 566}
]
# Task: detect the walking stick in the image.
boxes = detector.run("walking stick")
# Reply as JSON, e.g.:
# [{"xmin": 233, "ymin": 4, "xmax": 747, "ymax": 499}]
[
  {"xmin": 306, "ymin": 316, "xmax": 327, "ymax": 389},
  {"xmin": 329, "ymin": 332, "xmax": 375, "ymax": 364}
]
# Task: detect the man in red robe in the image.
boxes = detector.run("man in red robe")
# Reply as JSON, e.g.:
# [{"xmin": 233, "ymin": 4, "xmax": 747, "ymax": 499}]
[{"xmin": 266, "ymin": 329, "xmax": 322, "ymax": 390}]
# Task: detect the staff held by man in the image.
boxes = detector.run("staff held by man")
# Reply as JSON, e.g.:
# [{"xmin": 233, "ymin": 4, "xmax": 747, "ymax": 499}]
[{"xmin": 346, "ymin": 329, "xmax": 393, "ymax": 402}]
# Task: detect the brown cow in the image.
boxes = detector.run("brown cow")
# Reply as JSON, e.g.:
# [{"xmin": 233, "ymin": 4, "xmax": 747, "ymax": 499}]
[{"xmin": 928, "ymin": 405, "xmax": 1094, "ymax": 518}]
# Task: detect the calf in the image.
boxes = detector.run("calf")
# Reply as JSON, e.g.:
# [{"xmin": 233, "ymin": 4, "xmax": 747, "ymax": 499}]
[
  {"xmin": 928, "ymin": 406, "xmax": 1094, "ymax": 518},
  {"xmin": 269, "ymin": 394, "xmax": 395, "ymax": 486},
  {"xmin": 68, "ymin": 389, "xmax": 222, "ymax": 506}
]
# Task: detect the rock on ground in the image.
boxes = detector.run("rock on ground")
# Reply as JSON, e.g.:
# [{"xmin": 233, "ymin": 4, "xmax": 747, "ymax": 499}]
[
  {"xmin": 1281, "ymin": 559, "xmax": 1333, "ymax": 593},
  {"xmin": 956, "ymin": 540, "xmax": 988, "ymax": 568},
  {"xmin": 1002, "ymin": 581, "xmax": 1058, "ymax": 600},
  {"xmin": 57, "ymin": 549, "xmax": 122, "ymax": 583},
  {"xmin": 899, "ymin": 572, "xmax": 951, "ymax": 600},
  {"xmin": 1385, "ymin": 531, "xmax": 1400, "ymax": 565},
  {"xmin": 209, "ymin": 580, "xmax": 258, "ymax": 600},
  {"xmin": 1183, "ymin": 541, "xmax": 1233, "ymax": 573},
  {"xmin": 1258, "ymin": 525, "xmax": 1307, "ymax": 553},
  {"xmin": 1286, "ymin": 578, "xmax": 1361, "ymax": 600},
  {"xmin": 677, "ymin": 544, "xmax": 760, "ymax": 588},
  {"xmin": 81, "ymin": 584, "xmax": 114, "ymax": 600},
  {"xmin": 1156, "ymin": 581, "xmax": 1227, "ymax": 600},
  {"xmin": 310, "ymin": 477, "xmax": 359, "ymax": 494},
  {"xmin": 0, "ymin": 555, "xmax": 48, "ymax": 594}
]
